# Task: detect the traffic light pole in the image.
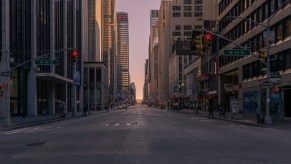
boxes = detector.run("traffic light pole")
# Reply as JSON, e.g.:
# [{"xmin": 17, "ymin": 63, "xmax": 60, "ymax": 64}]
[
  {"xmin": 1, "ymin": 48, "xmax": 76, "ymax": 126},
  {"xmin": 265, "ymin": 20, "xmax": 272, "ymax": 124}
]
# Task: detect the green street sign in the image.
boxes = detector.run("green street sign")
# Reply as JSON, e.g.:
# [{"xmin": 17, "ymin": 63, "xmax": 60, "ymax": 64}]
[
  {"xmin": 35, "ymin": 59, "xmax": 59, "ymax": 65},
  {"xmin": 224, "ymin": 49, "xmax": 251, "ymax": 56},
  {"xmin": 270, "ymin": 72, "xmax": 281, "ymax": 78}
]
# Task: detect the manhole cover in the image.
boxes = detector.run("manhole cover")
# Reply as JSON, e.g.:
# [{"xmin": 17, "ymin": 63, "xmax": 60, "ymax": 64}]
[{"xmin": 25, "ymin": 142, "xmax": 45, "ymax": 147}]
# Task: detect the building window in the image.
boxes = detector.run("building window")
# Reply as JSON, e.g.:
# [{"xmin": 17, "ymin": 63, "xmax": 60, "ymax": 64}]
[
  {"xmin": 173, "ymin": 12, "xmax": 181, "ymax": 17},
  {"xmin": 195, "ymin": 6, "xmax": 202, "ymax": 11},
  {"xmin": 194, "ymin": 25, "xmax": 202, "ymax": 30},
  {"xmin": 283, "ymin": 16, "xmax": 291, "ymax": 40},
  {"xmin": 184, "ymin": 25, "xmax": 192, "ymax": 30},
  {"xmin": 184, "ymin": 12, "xmax": 192, "ymax": 17},
  {"xmin": 184, "ymin": 0, "xmax": 192, "ymax": 4},
  {"xmin": 173, "ymin": 6, "xmax": 181, "ymax": 11},
  {"xmin": 184, "ymin": 31, "xmax": 192, "ymax": 36},
  {"xmin": 175, "ymin": 25, "xmax": 181, "ymax": 30},
  {"xmin": 275, "ymin": 21, "xmax": 283, "ymax": 43},
  {"xmin": 194, "ymin": 0, "xmax": 202, "ymax": 4},
  {"xmin": 194, "ymin": 12, "xmax": 203, "ymax": 17},
  {"xmin": 184, "ymin": 6, "xmax": 192, "ymax": 11},
  {"xmin": 173, "ymin": 32, "xmax": 181, "ymax": 36}
]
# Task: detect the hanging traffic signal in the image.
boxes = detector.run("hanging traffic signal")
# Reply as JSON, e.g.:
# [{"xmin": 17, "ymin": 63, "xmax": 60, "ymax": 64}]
[
  {"xmin": 258, "ymin": 49, "xmax": 266, "ymax": 62},
  {"xmin": 191, "ymin": 31, "xmax": 205, "ymax": 53},
  {"xmin": 72, "ymin": 51, "xmax": 78, "ymax": 62},
  {"xmin": 204, "ymin": 33, "xmax": 212, "ymax": 53}
]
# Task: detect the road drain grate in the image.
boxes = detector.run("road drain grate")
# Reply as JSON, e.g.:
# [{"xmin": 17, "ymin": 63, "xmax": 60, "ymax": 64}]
[{"xmin": 25, "ymin": 142, "xmax": 45, "ymax": 147}]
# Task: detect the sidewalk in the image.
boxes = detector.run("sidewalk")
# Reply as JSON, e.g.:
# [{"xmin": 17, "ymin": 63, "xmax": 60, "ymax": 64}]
[
  {"xmin": 0, "ymin": 109, "xmax": 112, "ymax": 132},
  {"xmin": 172, "ymin": 109, "xmax": 291, "ymax": 131}
]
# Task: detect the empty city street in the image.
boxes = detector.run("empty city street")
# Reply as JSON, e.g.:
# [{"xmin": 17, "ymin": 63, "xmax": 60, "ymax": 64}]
[{"xmin": 1, "ymin": 105, "xmax": 291, "ymax": 164}]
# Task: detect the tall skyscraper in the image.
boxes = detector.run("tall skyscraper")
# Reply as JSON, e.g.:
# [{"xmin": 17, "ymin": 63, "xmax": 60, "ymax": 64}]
[
  {"xmin": 116, "ymin": 12, "xmax": 129, "ymax": 100},
  {"xmin": 87, "ymin": 0, "xmax": 102, "ymax": 62},
  {"xmin": 102, "ymin": 0, "xmax": 117, "ymax": 101},
  {"xmin": 148, "ymin": 10, "xmax": 159, "ymax": 104}
]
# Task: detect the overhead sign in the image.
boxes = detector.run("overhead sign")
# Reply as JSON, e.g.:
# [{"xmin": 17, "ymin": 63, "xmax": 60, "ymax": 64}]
[
  {"xmin": 1, "ymin": 71, "xmax": 11, "ymax": 76},
  {"xmin": 224, "ymin": 49, "xmax": 251, "ymax": 56}
]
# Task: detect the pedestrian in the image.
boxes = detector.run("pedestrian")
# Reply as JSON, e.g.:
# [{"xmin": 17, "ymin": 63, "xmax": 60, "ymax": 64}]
[{"xmin": 208, "ymin": 106, "xmax": 214, "ymax": 118}]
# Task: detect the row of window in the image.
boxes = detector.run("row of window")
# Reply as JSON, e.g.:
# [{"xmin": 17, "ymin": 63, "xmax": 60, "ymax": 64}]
[
  {"xmin": 175, "ymin": 25, "xmax": 193, "ymax": 30},
  {"xmin": 242, "ymin": 48, "xmax": 291, "ymax": 80},
  {"xmin": 219, "ymin": 15, "xmax": 291, "ymax": 53},
  {"xmin": 173, "ymin": 12, "xmax": 202, "ymax": 17},
  {"xmin": 219, "ymin": 0, "xmax": 288, "ymax": 32},
  {"xmin": 173, "ymin": 31, "xmax": 193, "ymax": 37},
  {"xmin": 173, "ymin": 5, "xmax": 202, "ymax": 11},
  {"xmin": 183, "ymin": 0, "xmax": 202, "ymax": 4}
]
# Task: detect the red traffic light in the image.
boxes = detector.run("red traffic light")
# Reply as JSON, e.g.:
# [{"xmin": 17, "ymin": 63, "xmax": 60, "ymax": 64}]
[
  {"xmin": 72, "ymin": 51, "xmax": 78, "ymax": 57},
  {"xmin": 205, "ymin": 34, "xmax": 212, "ymax": 40}
]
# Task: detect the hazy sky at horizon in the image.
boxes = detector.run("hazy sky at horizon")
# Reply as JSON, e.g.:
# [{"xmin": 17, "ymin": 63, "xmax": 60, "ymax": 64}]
[{"xmin": 117, "ymin": 0, "xmax": 161, "ymax": 99}]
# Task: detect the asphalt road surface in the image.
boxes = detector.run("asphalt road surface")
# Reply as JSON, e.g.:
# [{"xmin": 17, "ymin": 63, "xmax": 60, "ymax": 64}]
[{"xmin": 1, "ymin": 104, "xmax": 291, "ymax": 164}]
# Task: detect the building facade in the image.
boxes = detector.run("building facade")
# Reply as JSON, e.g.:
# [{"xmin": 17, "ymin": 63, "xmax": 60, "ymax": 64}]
[
  {"xmin": 116, "ymin": 12, "xmax": 129, "ymax": 101},
  {"xmin": 217, "ymin": 0, "xmax": 291, "ymax": 121},
  {"xmin": 148, "ymin": 10, "xmax": 159, "ymax": 105},
  {"xmin": 164, "ymin": 0, "xmax": 216, "ymax": 108},
  {"xmin": 0, "ymin": 0, "xmax": 87, "ymax": 118},
  {"xmin": 157, "ymin": 0, "xmax": 173, "ymax": 106}
]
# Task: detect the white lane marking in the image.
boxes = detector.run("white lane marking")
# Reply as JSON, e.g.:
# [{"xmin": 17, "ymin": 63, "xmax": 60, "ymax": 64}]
[
  {"xmin": 2, "ymin": 127, "xmax": 51, "ymax": 135},
  {"xmin": 239, "ymin": 125, "xmax": 247, "ymax": 128},
  {"xmin": 105, "ymin": 124, "xmax": 110, "ymax": 126},
  {"xmin": 126, "ymin": 123, "xmax": 131, "ymax": 126},
  {"xmin": 228, "ymin": 125, "xmax": 235, "ymax": 127},
  {"xmin": 114, "ymin": 123, "xmax": 120, "ymax": 126}
]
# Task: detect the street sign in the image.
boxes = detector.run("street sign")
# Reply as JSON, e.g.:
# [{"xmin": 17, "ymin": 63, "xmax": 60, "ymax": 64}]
[
  {"xmin": 1, "ymin": 71, "xmax": 11, "ymax": 76},
  {"xmin": 262, "ymin": 81, "xmax": 275, "ymax": 86},
  {"xmin": 224, "ymin": 49, "xmax": 251, "ymax": 56},
  {"xmin": 35, "ymin": 59, "xmax": 59, "ymax": 65},
  {"xmin": 270, "ymin": 72, "xmax": 281, "ymax": 78},
  {"xmin": 263, "ymin": 31, "xmax": 275, "ymax": 41},
  {"xmin": 259, "ymin": 78, "xmax": 280, "ymax": 86}
]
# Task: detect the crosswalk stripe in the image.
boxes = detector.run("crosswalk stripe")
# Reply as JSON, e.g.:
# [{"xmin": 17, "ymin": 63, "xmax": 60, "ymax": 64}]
[{"xmin": 2, "ymin": 127, "xmax": 50, "ymax": 135}]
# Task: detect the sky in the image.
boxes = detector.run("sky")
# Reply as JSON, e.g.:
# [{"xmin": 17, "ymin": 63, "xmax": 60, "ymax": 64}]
[{"xmin": 117, "ymin": 0, "xmax": 161, "ymax": 100}]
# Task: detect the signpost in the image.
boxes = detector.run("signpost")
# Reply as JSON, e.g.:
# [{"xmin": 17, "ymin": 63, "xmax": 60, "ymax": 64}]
[
  {"xmin": 224, "ymin": 49, "xmax": 251, "ymax": 56},
  {"xmin": 35, "ymin": 59, "xmax": 59, "ymax": 65}
]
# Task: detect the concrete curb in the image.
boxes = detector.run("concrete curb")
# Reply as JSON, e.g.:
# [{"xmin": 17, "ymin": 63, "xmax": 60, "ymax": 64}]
[
  {"xmin": 0, "ymin": 110, "xmax": 114, "ymax": 132},
  {"xmin": 169, "ymin": 109, "xmax": 261, "ymax": 127}
]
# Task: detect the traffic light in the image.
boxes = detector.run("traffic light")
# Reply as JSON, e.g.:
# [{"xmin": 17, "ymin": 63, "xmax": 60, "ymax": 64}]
[
  {"xmin": 258, "ymin": 49, "xmax": 267, "ymax": 62},
  {"xmin": 204, "ymin": 33, "xmax": 212, "ymax": 53},
  {"xmin": 191, "ymin": 31, "xmax": 205, "ymax": 53},
  {"xmin": 72, "ymin": 51, "xmax": 78, "ymax": 62}
]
